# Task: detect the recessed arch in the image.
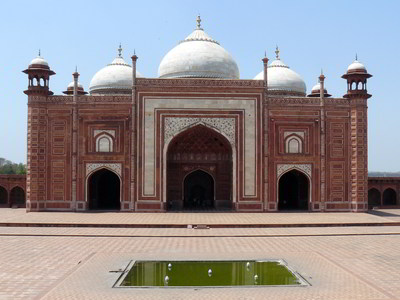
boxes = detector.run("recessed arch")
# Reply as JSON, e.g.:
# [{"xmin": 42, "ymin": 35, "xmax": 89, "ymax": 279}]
[
  {"xmin": 285, "ymin": 134, "xmax": 303, "ymax": 154},
  {"xmin": 10, "ymin": 186, "xmax": 25, "ymax": 206},
  {"xmin": 383, "ymin": 188, "xmax": 397, "ymax": 206},
  {"xmin": 87, "ymin": 168, "xmax": 121, "ymax": 210},
  {"xmin": 165, "ymin": 124, "xmax": 233, "ymax": 211},
  {"xmin": 183, "ymin": 169, "xmax": 215, "ymax": 209},
  {"xmin": 368, "ymin": 188, "xmax": 381, "ymax": 209},
  {"xmin": 95, "ymin": 132, "xmax": 114, "ymax": 152},
  {"xmin": 278, "ymin": 169, "xmax": 310, "ymax": 210},
  {"xmin": 0, "ymin": 186, "xmax": 7, "ymax": 204}
]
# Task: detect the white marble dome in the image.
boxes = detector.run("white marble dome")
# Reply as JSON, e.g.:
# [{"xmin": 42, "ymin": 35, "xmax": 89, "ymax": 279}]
[
  {"xmin": 67, "ymin": 81, "xmax": 83, "ymax": 89},
  {"xmin": 311, "ymin": 82, "xmax": 326, "ymax": 93},
  {"xmin": 254, "ymin": 49, "xmax": 306, "ymax": 95},
  {"xmin": 29, "ymin": 51, "xmax": 49, "ymax": 68},
  {"xmin": 158, "ymin": 16, "xmax": 239, "ymax": 79},
  {"xmin": 347, "ymin": 57, "xmax": 367, "ymax": 73},
  {"xmin": 89, "ymin": 46, "xmax": 143, "ymax": 94}
]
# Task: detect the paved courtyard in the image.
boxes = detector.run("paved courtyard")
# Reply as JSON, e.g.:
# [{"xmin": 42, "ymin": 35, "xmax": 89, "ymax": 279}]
[{"xmin": 1, "ymin": 209, "xmax": 400, "ymax": 299}]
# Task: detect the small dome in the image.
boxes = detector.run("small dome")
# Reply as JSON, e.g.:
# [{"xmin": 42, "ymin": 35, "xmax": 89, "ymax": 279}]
[
  {"xmin": 308, "ymin": 81, "xmax": 331, "ymax": 98},
  {"xmin": 63, "ymin": 80, "xmax": 87, "ymax": 95},
  {"xmin": 67, "ymin": 81, "xmax": 83, "ymax": 89},
  {"xmin": 158, "ymin": 16, "xmax": 239, "ymax": 79},
  {"xmin": 254, "ymin": 48, "xmax": 306, "ymax": 96},
  {"xmin": 311, "ymin": 82, "xmax": 326, "ymax": 93},
  {"xmin": 347, "ymin": 58, "xmax": 367, "ymax": 74},
  {"xmin": 89, "ymin": 45, "xmax": 143, "ymax": 95},
  {"xmin": 28, "ymin": 51, "xmax": 50, "ymax": 69}
]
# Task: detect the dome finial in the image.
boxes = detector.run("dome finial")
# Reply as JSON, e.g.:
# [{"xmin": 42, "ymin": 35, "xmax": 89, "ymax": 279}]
[
  {"xmin": 355, "ymin": 53, "xmax": 358, "ymax": 61},
  {"xmin": 118, "ymin": 43, "xmax": 123, "ymax": 57},
  {"xmin": 38, "ymin": 49, "xmax": 41, "ymax": 57},
  {"xmin": 275, "ymin": 45, "xmax": 280, "ymax": 60},
  {"xmin": 196, "ymin": 14, "xmax": 202, "ymax": 30},
  {"xmin": 264, "ymin": 50, "xmax": 267, "ymax": 58}
]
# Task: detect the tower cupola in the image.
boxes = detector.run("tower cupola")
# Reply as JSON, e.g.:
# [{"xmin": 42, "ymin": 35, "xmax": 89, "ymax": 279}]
[
  {"xmin": 23, "ymin": 51, "xmax": 55, "ymax": 96},
  {"xmin": 342, "ymin": 55, "xmax": 372, "ymax": 99}
]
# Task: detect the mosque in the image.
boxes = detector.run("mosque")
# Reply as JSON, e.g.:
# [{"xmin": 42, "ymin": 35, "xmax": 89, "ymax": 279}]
[{"xmin": 22, "ymin": 16, "xmax": 373, "ymax": 212}]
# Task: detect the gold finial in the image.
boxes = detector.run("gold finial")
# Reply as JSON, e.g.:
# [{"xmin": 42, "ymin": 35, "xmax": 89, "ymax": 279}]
[
  {"xmin": 196, "ymin": 14, "xmax": 202, "ymax": 29},
  {"xmin": 38, "ymin": 49, "xmax": 41, "ymax": 57},
  {"xmin": 75, "ymin": 65, "xmax": 78, "ymax": 73},
  {"xmin": 321, "ymin": 68, "xmax": 323, "ymax": 75},
  {"xmin": 275, "ymin": 45, "xmax": 280, "ymax": 60},
  {"xmin": 355, "ymin": 53, "xmax": 358, "ymax": 61},
  {"xmin": 118, "ymin": 43, "xmax": 123, "ymax": 57},
  {"xmin": 264, "ymin": 50, "xmax": 267, "ymax": 57},
  {"xmin": 134, "ymin": 49, "xmax": 136, "ymax": 55}
]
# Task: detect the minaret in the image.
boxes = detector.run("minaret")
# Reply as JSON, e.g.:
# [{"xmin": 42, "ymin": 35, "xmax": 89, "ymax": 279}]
[
  {"xmin": 23, "ymin": 51, "xmax": 55, "ymax": 211},
  {"xmin": 131, "ymin": 48, "xmax": 138, "ymax": 211},
  {"xmin": 71, "ymin": 68, "xmax": 80, "ymax": 208},
  {"xmin": 262, "ymin": 51, "xmax": 269, "ymax": 211},
  {"xmin": 342, "ymin": 56, "xmax": 372, "ymax": 211}
]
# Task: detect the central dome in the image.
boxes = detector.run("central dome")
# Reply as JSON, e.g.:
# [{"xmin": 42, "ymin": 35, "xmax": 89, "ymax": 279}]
[{"xmin": 158, "ymin": 16, "xmax": 239, "ymax": 79}]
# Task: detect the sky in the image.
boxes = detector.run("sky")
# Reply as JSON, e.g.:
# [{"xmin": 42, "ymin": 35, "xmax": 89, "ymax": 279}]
[{"xmin": 0, "ymin": 0, "xmax": 399, "ymax": 171}]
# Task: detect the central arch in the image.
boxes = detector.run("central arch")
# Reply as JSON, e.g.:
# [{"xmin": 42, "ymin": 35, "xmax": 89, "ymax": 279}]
[
  {"xmin": 166, "ymin": 124, "xmax": 232, "ymax": 211},
  {"xmin": 88, "ymin": 168, "xmax": 120, "ymax": 210},
  {"xmin": 278, "ymin": 169, "xmax": 309, "ymax": 210}
]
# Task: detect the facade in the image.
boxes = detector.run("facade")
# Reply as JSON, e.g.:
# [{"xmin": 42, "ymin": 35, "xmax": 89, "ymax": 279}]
[{"xmin": 23, "ymin": 17, "xmax": 373, "ymax": 212}]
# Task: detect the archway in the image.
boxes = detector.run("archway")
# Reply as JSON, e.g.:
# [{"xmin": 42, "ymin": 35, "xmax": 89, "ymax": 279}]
[
  {"xmin": 166, "ymin": 124, "xmax": 232, "ymax": 211},
  {"xmin": 368, "ymin": 188, "xmax": 381, "ymax": 209},
  {"xmin": 10, "ymin": 187, "xmax": 25, "ymax": 206},
  {"xmin": 278, "ymin": 169, "xmax": 309, "ymax": 210},
  {"xmin": 184, "ymin": 170, "xmax": 214, "ymax": 209},
  {"xmin": 88, "ymin": 168, "xmax": 120, "ymax": 210},
  {"xmin": 0, "ymin": 186, "xmax": 7, "ymax": 204},
  {"xmin": 383, "ymin": 188, "xmax": 397, "ymax": 206}
]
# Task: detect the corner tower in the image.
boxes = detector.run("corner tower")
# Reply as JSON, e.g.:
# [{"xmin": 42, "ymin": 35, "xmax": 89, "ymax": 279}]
[
  {"xmin": 23, "ymin": 52, "xmax": 55, "ymax": 211},
  {"xmin": 342, "ymin": 56, "xmax": 372, "ymax": 211}
]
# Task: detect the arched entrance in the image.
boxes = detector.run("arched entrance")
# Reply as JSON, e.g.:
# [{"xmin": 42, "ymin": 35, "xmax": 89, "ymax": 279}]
[
  {"xmin": 88, "ymin": 168, "xmax": 120, "ymax": 210},
  {"xmin": 383, "ymin": 188, "xmax": 397, "ymax": 206},
  {"xmin": 167, "ymin": 125, "xmax": 232, "ymax": 211},
  {"xmin": 368, "ymin": 188, "xmax": 381, "ymax": 209},
  {"xmin": 0, "ymin": 186, "xmax": 7, "ymax": 204},
  {"xmin": 10, "ymin": 187, "xmax": 25, "ymax": 206},
  {"xmin": 278, "ymin": 169, "xmax": 309, "ymax": 210},
  {"xmin": 184, "ymin": 170, "xmax": 214, "ymax": 209}
]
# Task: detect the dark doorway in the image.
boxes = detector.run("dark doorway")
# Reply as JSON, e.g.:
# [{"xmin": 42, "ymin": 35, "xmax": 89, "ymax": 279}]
[
  {"xmin": 0, "ymin": 186, "xmax": 7, "ymax": 204},
  {"xmin": 10, "ymin": 187, "xmax": 25, "ymax": 206},
  {"xmin": 88, "ymin": 169, "xmax": 120, "ymax": 210},
  {"xmin": 278, "ymin": 170, "xmax": 309, "ymax": 210},
  {"xmin": 383, "ymin": 188, "xmax": 397, "ymax": 206},
  {"xmin": 184, "ymin": 170, "xmax": 214, "ymax": 209},
  {"xmin": 368, "ymin": 188, "xmax": 381, "ymax": 209}
]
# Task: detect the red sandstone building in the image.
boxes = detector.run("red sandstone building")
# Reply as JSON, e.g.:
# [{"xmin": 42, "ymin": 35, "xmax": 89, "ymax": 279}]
[{"xmin": 20, "ymin": 17, "xmax": 376, "ymax": 212}]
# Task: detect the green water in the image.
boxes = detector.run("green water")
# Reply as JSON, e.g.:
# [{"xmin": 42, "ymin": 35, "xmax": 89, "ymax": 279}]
[{"xmin": 120, "ymin": 260, "xmax": 301, "ymax": 287}]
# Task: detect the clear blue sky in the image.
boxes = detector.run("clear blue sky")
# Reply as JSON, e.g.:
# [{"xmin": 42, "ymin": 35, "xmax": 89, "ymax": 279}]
[{"xmin": 0, "ymin": 0, "xmax": 398, "ymax": 171}]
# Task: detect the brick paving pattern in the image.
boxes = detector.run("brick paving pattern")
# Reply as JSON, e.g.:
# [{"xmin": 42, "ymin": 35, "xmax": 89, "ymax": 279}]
[{"xmin": 0, "ymin": 209, "xmax": 399, "ymax": 299}]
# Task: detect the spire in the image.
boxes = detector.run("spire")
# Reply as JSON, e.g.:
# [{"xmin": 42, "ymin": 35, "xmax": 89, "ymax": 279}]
[
  {"xmin": 196, "ymin": 14, "xmax": 202, "ymax": 30},
  {"xmin": 118, "ymin": 43, "xmax": 123, "ymax": 57},
  {"xmin": 275, "ymin": 46, "xmax": 280, "ymax": 60}
]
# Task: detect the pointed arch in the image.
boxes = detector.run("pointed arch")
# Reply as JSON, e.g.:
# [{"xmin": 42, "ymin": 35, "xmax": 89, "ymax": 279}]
[
  {"xmin": 87, "ymin": 167, "xmax": 121, "ymax": 210},
  {"xmin": 164, "ymin": 124, "xmax": 234, "ymax": 210},
  {"xmin": 277, "ymin": 164, "xmax": 312, "ymax": 211},
  {"xmin": 10, "ymin": 186, "xmax": 25, "ymax": 206}
]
